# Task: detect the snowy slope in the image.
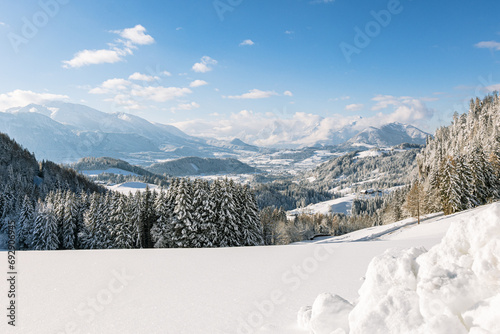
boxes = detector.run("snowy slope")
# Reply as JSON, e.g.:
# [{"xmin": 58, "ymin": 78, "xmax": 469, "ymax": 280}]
[
  {"xmin": 1, "ymin": 204, "xmax": 497, "ymax": 334},
  {"xmin": 288, "ymin": 194, "xmax": 356, "ymax": 216}
]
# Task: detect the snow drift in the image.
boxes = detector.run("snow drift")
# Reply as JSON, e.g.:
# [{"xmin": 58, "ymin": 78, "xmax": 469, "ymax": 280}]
[{"xmin": 299, "ymin": 203, "xmax": 500, "ymax": 333}]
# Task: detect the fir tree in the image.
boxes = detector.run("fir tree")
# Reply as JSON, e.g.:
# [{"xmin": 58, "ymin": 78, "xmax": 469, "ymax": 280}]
[
  {"xmin": 32, "ymin": 201, "xmax": 59, "ymax": 250},
  {"xmin": 17, "ymin": 195, "xmax": 34, "ymax": 249}
]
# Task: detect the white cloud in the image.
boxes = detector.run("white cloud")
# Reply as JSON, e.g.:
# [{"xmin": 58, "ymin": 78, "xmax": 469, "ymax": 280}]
[
  {"xmin": 0, "ymin": 90, "xmax": 69, "ymax": 111},
  {"xmin": 189, "ymin": 80, "xmax": 208, "ymax": 88},
  {"xmin": 89, "ymin": 78, "xmax": 131, "ymax": 94},
  {"xmin": 330, "ymin": 95, "xmax": 350, "ymax": 101},
  {"xmin": 226, "ymin": 89, "xmax": 278, "ymax": 99},
  {"xmin": 172, "ymin": 110, "xmax": 358, "ymax": 147},
  {"xmin": 284, "ymin": 90, "xmax": 293, "ymax": 97},
  {"xmin": 129, "ymin": 72, "xmax": 159, "ymax": 82},
  {"xmin": 176, "ymin": 27, "xmax": 183, "ymax": 31},
  {"xmin": 113, "ymin": 24, "xmax": 155, "ymax": 46},
  {"xmin": 0, "ymin": 22, "xmax": 6, "ymax": 27},
  {"xmin": 62, "ymin": 48, "xmax": 130, "ymax": 69},
  {"xmin": 62, "ymin": 25, "xmax": 154, "ymax": 68},
  {"xmin": 192, "ymin": 56, "xmax": 218, "ymax": 73},
  {"xmin": 475, "ymin": 41, "xmax": 500, "ymax": 51},
  {"xmin": 162, "ymin": 71, "xmax": 172, "ymax": 77},
  {"xmin": 369, "ymin": 95, "xmax": 434, "ymax": 126},
  {"xmin": 239, "ymin": 39, "xmax": 255, "ymax": 46},
  {"xmin": 285, "ymin": 30, "xmax": 294, "ymax": 35},
  {"xmin": 345, "ymin": 103, "xmax": 364, "ymax": 112},
  {"xmin": 130, "ymin": 86, "xmax": 192, "ymax": 102},
  {"xmin": 171, "ymin": 102, "xmax": 200, "ymax": 112}
]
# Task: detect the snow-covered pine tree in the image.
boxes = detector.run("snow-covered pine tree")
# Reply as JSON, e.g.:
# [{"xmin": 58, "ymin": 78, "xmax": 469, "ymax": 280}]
[
  {"xmin": 171, "ymin": 179, "xmax": 195, "ymax": 247},
  {"xmin": 79, "ymin": 193, "xmax": 113, "ymax": 249},
  {"xmin": 241, "ymin": 185, "xmax": 264, "ymax": 246},
  {"xmin": 131, "ymin": 191, "xmax": 143, "ymax": 248},
  {"xmin": 151, "ymin": 190, "xmax": 172, "ymax": 248},
  {"xmin": 455, "ymin": 154, "xmax": 476, "ymax": 209},
  {"xmin": 439, "ymin": 156, "xmax": 463, "ymax": 215},
  {"xmin": 17, "ymin": 195, "xmax": 34, "ymax": 249},
  {"xmin": 139, "ymin": 186, "xmax": 156, "ymax": 248},
  {"xmin": 32, "ymin": 201, "xmax": 59, "ymax": 250},
  {"xmin": 113, "ymin": 194, "xmax": 135, "ymax": 249},
  {"xmin": 191, "ymin": 179, "xmax": 211, "ymax": 247},
  {"xmin": 216, "ymin": 179, "xmax": 242, "ymax": 247},
  {"xmin": 62, "ymin": 191, "xmax": 79, "ymax": 250}
]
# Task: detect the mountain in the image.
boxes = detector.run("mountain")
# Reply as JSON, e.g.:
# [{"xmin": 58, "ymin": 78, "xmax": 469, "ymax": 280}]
[
  {"xmin": 345, "ymin": 123, "xmax": 430, "ymax": 148},
  {"xmin": 0, "ymin": 102, "xmax": 227, "ymax": 163},
  {"xmin": 0, "ymin": 102, "xmax": 430, "ymax": 165},
  {"xmin": 147, "ymin": 157, "xmax": 259, "ymax": 176}
]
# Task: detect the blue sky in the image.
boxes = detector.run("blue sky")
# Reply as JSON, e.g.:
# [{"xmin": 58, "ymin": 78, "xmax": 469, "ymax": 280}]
[{"xmin": 0, "ymin": 0, "xmax": 499, "ymax": 140}]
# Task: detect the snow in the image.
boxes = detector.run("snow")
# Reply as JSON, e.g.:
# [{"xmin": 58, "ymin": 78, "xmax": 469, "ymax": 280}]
[
  {"xmin": 1, "ymin": 203, "xmax": 498, "ymax": 334},
  {"xmin": 300, "ymin": 202, "xmax": 500, "ymax": 334},
  {"xmin": 354, "ymin": 150, "xmax": 383, "ymax": 159},
  {"xmin": 288, "ymin": 195, "xmax": 356, "ymax": 216},
  {"xmin": 106, "ymin": 181, "xmax": 158, "ymax": 194},
  {"xmin": 81, "ymin": 168, "xmax": 139, "ymax": 177}
]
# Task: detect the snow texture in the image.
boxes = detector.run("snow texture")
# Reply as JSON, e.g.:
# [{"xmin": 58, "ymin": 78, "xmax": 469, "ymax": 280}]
[{"xmin": 300, "ymin": 202, "xmax": 500, "ymax": 334}]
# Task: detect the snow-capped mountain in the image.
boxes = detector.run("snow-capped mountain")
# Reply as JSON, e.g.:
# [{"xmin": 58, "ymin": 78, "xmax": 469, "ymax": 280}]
[
  {"xmin": 346, "ymin": 122, "xmax": 430, "ymax": 148},
  {"xmin": 0, "ymin": 102, "xmax": 218, "ymax": 163},
  {"xmin": 0, "ymin": 102, "xmax": 430, "ymax": 164}
]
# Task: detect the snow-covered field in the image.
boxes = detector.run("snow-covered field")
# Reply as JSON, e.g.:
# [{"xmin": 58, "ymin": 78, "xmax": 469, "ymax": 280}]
[
  {"xmin": 288, "ymin": 194, "xmax": 356, "ymax": 216},
  {"xmin": 1, "ymin": 203, "xmax": 498, "ymax": 334},
  {"xmin": 106, "ymin": 181, "xmax": 158, "ymax": 194},
  {"xmin": 81, "ymin": 168, "xmax": 139, "ymax": 177}
]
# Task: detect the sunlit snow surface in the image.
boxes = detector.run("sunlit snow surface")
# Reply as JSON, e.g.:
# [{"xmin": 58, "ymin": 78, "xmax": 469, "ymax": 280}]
[
  {"xmin": 300, "ymin": 203, "xmax": 500, "ymax": 334},
  {"xmin": 1, "ymin": 204, "xmax": 498, "ymax": 333}
]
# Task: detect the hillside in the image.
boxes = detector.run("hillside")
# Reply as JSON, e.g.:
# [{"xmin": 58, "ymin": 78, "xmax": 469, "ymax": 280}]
[
  {"xmin": 0, "ymin": 132, "xmax": 102, "ymax": 196},
  {"xmin": 147, "ymin": 157, "xmax": 259, "ymax": 176},
  {"xmin": 306, "ymin": 148, "xmax": 419, "ymax": 192},
  {"xmin": 2, "ymin": 201, "xmax": 497, "ymax": 333},
  {"xmin": 71, "ymin": 157, "xmax": 156, "ymax": 177}
]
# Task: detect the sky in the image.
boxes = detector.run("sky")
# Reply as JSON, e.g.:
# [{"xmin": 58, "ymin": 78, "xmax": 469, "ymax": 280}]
[{"xmin": 0, "ymin": 0, "xmax": 499, "ymax": 141}]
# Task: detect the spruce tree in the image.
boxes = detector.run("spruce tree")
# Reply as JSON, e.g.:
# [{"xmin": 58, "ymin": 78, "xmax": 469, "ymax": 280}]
[{"xmin": 32, "ymin": 201, "xmax": 59, "ymax": 250}]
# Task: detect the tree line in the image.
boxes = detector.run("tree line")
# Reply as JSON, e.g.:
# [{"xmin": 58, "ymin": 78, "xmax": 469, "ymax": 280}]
[{"xmin": 6, "ymin": 178, "xmax": 264, "ymax": 250}]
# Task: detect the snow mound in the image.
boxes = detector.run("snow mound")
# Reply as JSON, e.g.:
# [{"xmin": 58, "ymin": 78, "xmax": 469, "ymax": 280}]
[
  {"xmin": 299, "ymin": 203, "xmax": 500, "ymax": 334},
  {"xmin": 307, "ymin": 293, "xmax": 353, "ymax": 334}
]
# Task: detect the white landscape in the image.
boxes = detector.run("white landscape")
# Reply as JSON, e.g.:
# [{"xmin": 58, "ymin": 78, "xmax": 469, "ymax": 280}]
[
  {"xmin": 2, "ymin": 203, "xmax": 498, "ymax": 334},
  {"xmin": 1, "ymin": 1, "xmax": 500, "ymax": 333}
]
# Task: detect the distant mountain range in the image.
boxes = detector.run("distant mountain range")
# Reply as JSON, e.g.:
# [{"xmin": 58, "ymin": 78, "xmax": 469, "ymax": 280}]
[
  {"xmin": 0, "ymin": 102, "xmax": 430, "ymax": 164},
  {"xmin": 345, "ymin": 123, "xmax": 429, "ymax": 148}
]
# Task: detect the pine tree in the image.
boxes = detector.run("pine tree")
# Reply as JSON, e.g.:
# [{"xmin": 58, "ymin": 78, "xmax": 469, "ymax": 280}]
[
  {"xmin": 439, "ymin": 156, "xmax": 463, "ymax": 215},
  {"xmin": 216, "ymin": 179, "xmax": 242, "ymax": 247},
  {"xmin": 62, "ymin": 191, "xmax": 78, "ymax": 250},
  {"xmin": 113, "ymin": 194, "xmax": 135, "ymax": 249},
  {"xmin": 241, "ymin": 185, "xmax": 264, "ymax": 245},
  {"xmin": 32, "ymin": 201, "xmax": 59, "ymax": 250},
  {"xmin": 17, "ymin": 195, "xmax": 34, "ymax": 249},
  {"xmin": 171, "ymin": 179, "xmax": 195, "ymax": 247}
]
